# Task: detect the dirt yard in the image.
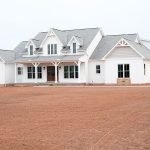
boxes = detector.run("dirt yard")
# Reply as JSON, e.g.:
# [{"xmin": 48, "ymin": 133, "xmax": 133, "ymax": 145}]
[{"xmin": 0, "ymin": 86, "xmax": 150, "ymax": 150}]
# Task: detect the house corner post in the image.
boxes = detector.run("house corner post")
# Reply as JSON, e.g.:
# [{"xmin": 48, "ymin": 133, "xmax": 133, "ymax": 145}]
[{"xmin": 85, "ymin": 60, "xmax": 89, "ymax": 84}]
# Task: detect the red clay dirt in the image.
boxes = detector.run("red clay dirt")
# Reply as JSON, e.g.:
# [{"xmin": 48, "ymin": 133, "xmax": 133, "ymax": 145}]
[{"xmin": 0, "ymin": 86, "xmax": 150, "ymax": 150}]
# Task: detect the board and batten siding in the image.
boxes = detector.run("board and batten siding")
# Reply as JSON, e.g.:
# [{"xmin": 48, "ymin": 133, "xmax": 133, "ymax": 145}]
[{"xmin": 106, "ymin": 47, "xmax": 141, "ymax": 59}]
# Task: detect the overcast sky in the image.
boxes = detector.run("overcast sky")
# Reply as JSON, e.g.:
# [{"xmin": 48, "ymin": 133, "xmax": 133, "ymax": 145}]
[{"xmin": 0, "ymin": 0, "xmax": 149, "ymax": 49}]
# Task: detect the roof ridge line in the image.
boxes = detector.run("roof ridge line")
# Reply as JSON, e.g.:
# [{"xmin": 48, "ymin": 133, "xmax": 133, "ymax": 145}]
[
  {"xmin": 105, "ymin": 33, "xmax": 138, "ymax": 36},
  {"xmin": 52, "ymin": 27, "xmax": 100, "ymax": 32}
]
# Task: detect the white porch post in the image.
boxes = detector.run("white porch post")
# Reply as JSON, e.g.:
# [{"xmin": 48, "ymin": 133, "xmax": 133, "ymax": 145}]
[
  {"xmin": 52, "ymin": 61, "xmax": 61, "ymax": 83},
  {"xmin": 35, "ymin": 64, "xmax": 38, "ymax": 83},
  {"xmin": 32, "ymin": 63, "xmax": 40, "ymax": 83},
  {"xmin": 78, "ymin": 61, "xmax": 81, "ymax": 83},
  {"xmin": 55, "ymin": 64, "xmax": 58, "ymax": 83}
]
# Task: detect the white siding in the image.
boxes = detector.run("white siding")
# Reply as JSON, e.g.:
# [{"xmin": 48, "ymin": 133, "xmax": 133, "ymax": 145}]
[
  {"xmin": 106, "ymin": 47, "xmax": 141, "ymax": 59},
  {"xmin": 105, "ymin": 59, "xmax": 144, "ymax": 84},
  {"xmin": 5, "ymin": 64, "xmax": 15, "ymax": 84},
  {"xmin": 144, "ymin": 60, "xmax": 150, "ymax": 83},
  {"xmin": 88, "ymin": 61, "xmax": 105, "ymax": 83}
]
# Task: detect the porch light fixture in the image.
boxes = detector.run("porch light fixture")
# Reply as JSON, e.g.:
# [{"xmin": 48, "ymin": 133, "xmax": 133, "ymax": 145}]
[
  {"xmin": 43, "ymin": 66, "xmax": 46, "ymax": 70},
  {"xmin": 58, "ymin": 66, "xmax": 61, "ymax": 70}
]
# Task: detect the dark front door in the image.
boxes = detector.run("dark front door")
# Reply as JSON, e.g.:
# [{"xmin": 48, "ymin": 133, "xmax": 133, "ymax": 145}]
[{"xmin": 47, "ymin": 66, "xmax": 55, "ymax": 81}]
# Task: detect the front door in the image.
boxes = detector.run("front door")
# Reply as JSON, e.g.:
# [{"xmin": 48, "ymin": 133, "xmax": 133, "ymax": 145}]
[{"xmin": 47, "ymin": 66, "xmax": 55, "ymax": 81}]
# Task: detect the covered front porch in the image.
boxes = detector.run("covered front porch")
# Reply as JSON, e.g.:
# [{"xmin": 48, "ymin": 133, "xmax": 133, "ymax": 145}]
[{"xmin": 15, "ymin": 60, "xmax": 87, "ymax": 84}]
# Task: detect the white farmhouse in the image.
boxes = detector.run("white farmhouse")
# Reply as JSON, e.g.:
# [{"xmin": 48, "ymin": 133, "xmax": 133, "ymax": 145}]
[{"xmin": 1, "ymin": 27, "xmax": 150, "ymax": 85}]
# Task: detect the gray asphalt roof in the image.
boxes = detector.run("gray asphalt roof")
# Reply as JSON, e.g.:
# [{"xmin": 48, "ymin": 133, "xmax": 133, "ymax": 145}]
[
  {"xmin": 14, "ymin": 41, "xmax": 28, "ymax": 53},
  {"xmin": 90, "ymin": 34, "xmax": 142, "ymax": 60},
  {"xmin": 0, "ymin": 49, "xmax": 16, "ymax": 62},
  {"xmin": 126, "ymin": 39, "xmax": 150, "ymax": 59},
  {"xmin": 53, "ymin": 28, "xmax": 100, "ymax": 49},
  {"xmin": 33, "ymin": 32, "xmax": 48, "ymax": 47},
  {"xmin": 15, "ymin": 55, "xmax": 84, "ymax": 63},
  {"xmin": 14, "ymin": 28, "xmax": 100, "ymax": 55}
]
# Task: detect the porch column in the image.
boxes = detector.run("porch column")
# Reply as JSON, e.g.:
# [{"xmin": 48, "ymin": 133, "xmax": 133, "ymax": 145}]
[
  {"xmin": 35, "ymin": 64, "xmax": 38, "ymax": 83},
  {"xmin": 78, "ymin": 61, "xmax": 81, "ymax": 83},
  {"xmin": 32, "ymin": 63, "xmax": 40, "ymax": 83},
  {"xmin": 55, "ymin": 64, "xmax": 58, "ymax": 83}
]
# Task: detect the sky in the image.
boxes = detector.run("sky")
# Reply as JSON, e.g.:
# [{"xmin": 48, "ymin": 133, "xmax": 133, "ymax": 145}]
[{"xmin": 0, "ymin": 0, "xmax": 150, "ymax": 49}]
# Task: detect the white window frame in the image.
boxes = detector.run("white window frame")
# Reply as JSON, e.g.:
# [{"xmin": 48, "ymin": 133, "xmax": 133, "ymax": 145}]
[
  {"xmin": 118, "ymin": 64, "xmax": 130, "ymax": 78},
  {"xmin": 96, "ymin": 65, "xmax": 101, "ymax": 74},
  {"xmin": 30, "ymin": 45, "xmax": 34, "ymax": 55},
  {"xmin": 47, "ymin": 44, "xmax": 57, "ymax": 55},
  {"xmin": 64, "ymin": 65, "xmax": 78, "ymax": 79},
  {"xmin": 73, "ymin": 43, "xmax": 77, "ymax": 53},
  {"xmin": 27, "ymin": 67, "xmax": 35, "ymax": 79},
  {"xmin": 17, "ymin": 67, "xmax": 23, "ymax": 75}
]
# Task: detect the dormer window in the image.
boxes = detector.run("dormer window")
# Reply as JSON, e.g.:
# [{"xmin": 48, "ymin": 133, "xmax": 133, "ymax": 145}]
[
  {"xmin": 47, "ymin": 44, "xmax": 57, "ymax": 55},
  {"xmin": 30, "ymin": 45, "xmax": 33, "ymax": 55},
  {"xmin": 73, "ymin": 43, "xmax": 76, "ymax": 53},
  {"xmin": 48, "ymin": 44, "xmax": 50, "ymax": 55}
]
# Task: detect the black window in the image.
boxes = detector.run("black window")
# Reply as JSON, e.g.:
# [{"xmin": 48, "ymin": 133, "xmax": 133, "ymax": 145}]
[
  {"xmin": 54, "ymin": 44, "xmax": 57, "ymax": 54},
  {"xmin": 27, "ymin": 67, "xmax": 35, "ymax": 79},
  {"xmin": 96, "ymin": 65, "xmax": 101, "ymax": 74},
  {"xmin": 144, "ymin": 64, "xmax": 146, "ymax": 75},
  {"xmin": 51, "ymin": 44, "xmax": 54, "ymax": 54},
  {"xmin": 64, "ymin": 66, "xmax": 69, "ymax": 78},
  {"xmin": 118, "ymin": 64, "xmax": 130, "ymax": 78},
  {"xmin": 37, "ymin": 66, "xmax": 42, "ymax": 79},
  {"xmin": 30, "ymin": 45, "xmax": 33, "ymax": 55},
  {"xmin": 64, "ymin": 65, "xmax": 78, "ymax": 79},
  {"xmin": 75, "ymin": 66, "xmax": 78, "ymax": 78},
  {"xmin": 17, "ymin": 67, "xmax": 23, "ymax": 75},
  {"xmin": 47, "ymin": 44, "xmax": 50, "ymax": 55},
  {"xmin": 118, "ymin": 64, "xmax": 123, "ymax": 78},
  {"xmin": 124, "ymin": 64, "xmax": 130, "ymax": 78},
  {"xmin": 73, "ymin": 43, "xmax": 76, "ymax": 53},
  {"xmin": 70, "ymin": 66, "xmax": 74, "ymax": 78}
]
